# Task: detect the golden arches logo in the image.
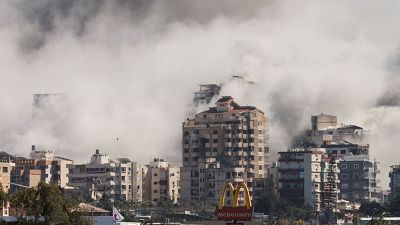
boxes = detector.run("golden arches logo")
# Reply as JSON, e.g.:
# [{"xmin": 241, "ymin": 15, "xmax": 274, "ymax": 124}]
[
  {"xmin": 218, "ymin": 182, "xmax": 252, "ymax": 209},
  {"xmin": 216, "ymin": 182, "xmax": 253, "ymax": 221}
]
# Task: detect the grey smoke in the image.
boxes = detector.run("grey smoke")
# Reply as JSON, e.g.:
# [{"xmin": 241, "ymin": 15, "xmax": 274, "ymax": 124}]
[{"xmin": 1, "ymin": 0, "xmax": 400, "ymax": 189}]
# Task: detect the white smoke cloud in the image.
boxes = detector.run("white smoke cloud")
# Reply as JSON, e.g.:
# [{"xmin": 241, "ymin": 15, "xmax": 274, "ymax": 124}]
[{"xmin": 0, "ymin": 0, "xmax": 399, "ymax": 188}]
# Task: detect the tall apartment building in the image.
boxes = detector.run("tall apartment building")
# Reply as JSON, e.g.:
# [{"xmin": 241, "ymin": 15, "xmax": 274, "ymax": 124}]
[
  {"xmin": 67, "ymin": 150, "xmax": 143, "ymax": 202},
  {"xmin": 278, "ymin": 148, "xmax": 339, "ymax": 212},
  {"xmin": 10, "ymin": 146, "xmax": 73, "ymax": 193},
  {"xmin": 181, "ymin": 96, "xmax": 269, "ymax": 205},
  {"xmin": 339, "ymin": 155, "xmax": 381, "ymax": 203},
  {"xmin": 389, "ymin": 165, "xmax": 400, "ymax": 199},
  {"xmin": 143, "ymin": 158, "xmax": 180, "ymax": 204}
]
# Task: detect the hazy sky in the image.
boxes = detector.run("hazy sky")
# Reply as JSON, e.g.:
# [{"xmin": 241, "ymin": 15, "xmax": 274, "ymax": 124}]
[{"xmin": 1, "ymin": 0, "xmax": 400, "ymax": 188}]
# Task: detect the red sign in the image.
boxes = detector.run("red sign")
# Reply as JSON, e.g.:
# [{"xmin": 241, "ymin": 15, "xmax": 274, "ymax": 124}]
[{"xmin": 216, "ymin": 207, "xmax": 253, "ymax": 221}]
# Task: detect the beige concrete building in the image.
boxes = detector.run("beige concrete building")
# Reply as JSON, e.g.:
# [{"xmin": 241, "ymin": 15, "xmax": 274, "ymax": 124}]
[
  {"xmin": 143, "ymin": 158, "xmax": 180, "ymax": 204},
  {"xmin": 67, "ymin": 149, "xmax": 143, "ymax": 202},
  {"xmin": 181, "ymin": 96, "xmax": 269, "ymax": 205},
  {"xmin": 10, "ymin": 146, "xmax": 73, "ymax": 193},
  {"xmin": 0, "ymin": 158, "xmax": 15, "ymax": 193}
]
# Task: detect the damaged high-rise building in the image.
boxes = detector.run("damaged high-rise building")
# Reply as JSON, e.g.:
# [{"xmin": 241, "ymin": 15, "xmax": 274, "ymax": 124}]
[
  {"xmin": 193, "ymin": 84, "xmax": 222, "ymax": 106},
  {"xmin": 180, "ymin": 96, "xmax": 269, "ymax": 205}
]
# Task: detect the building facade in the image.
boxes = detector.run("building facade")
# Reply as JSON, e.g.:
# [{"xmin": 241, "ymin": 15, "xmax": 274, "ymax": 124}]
[
  {"xmin": 181, "ymin": 96, "xmax": 269, "ymax": 205},
  {"xmin": 339, "ymin": 155, "xmax": 381, "ymax": 203},
  {"xmin": 0, "ymin": 157, "xmax": 15, "ymax": 193},
  {"xmin": 10, "ymin": 146, "xmax": 73, "ymax": 193},
  {"xmin": 389, "ymin": 165, "xmax": 400, "ymax": 200},
  {"xmin": 278, "ymin": 148, "xmax": 339, "ymax": 212},
  {"xmin": 67, "ymin": 150, "xmax": 143, "ymax": 202},
  {"xmin": 143, "ymin": 158, "xmax": 180, "ymax": 204}
]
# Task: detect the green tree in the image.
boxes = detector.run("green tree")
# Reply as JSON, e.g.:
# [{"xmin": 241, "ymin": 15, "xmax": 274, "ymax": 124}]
[
  {"xmin": 359, "ymin": 201, "xmax": 385, "ymax": 217},
  {"xmin": 386, "ymin": 193, "xmax": 400, "ymax": 216},
  {"xmin": 10, "ymin": 182, "xmax": 93, "ymax": 225},
  {"xmin": 0, "ymin": 184, "xmax": 8, "ymax": 212}
]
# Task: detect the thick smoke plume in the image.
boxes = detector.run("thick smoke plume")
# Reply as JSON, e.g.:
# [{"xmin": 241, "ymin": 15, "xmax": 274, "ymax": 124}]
[{"xmin": 1, "ymin": 0, "xmax": 400, "ymax": 188}]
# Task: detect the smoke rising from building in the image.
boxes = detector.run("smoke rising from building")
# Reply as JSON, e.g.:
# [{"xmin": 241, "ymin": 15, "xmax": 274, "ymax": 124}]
[{"xmin": 1, "ymin": 0, "xmax": 400, "ymax": 188}]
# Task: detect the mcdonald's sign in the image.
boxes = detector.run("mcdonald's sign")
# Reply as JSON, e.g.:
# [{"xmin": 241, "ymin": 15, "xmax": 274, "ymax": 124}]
[{"xmin": 216, "ymin": 182, "xmax": 253, "ymax": 221}]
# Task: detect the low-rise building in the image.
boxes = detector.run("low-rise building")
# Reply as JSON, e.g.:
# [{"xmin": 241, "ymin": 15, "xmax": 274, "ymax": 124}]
[
  {"xmin": 143, "ymin": 158, "xmax": 180, "ymax": 204},
  {"xmin": 67, "ymin": 149, "xmax": 143, "ymax": 202},
  {"xmin": 10, "ymin": 146, "xmax": 73, "ymax": 193}
]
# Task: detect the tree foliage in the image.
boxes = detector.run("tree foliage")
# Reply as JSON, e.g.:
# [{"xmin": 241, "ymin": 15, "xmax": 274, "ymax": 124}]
[
  {"xmin": 254, "ymin": 191, "xmax": 313, "ymax": 221},
  {"xmin": 9, "ymin": 182, "xmax": 93, "ymax": 225}
]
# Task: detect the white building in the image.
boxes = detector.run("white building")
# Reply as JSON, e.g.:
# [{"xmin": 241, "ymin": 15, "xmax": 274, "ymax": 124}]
[{"xmin": 67, "ymin": 149, "xmax": 143, "ymax": 202}]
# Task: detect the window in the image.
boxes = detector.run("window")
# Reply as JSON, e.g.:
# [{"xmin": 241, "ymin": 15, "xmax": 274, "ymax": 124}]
[
  {"xmin": 2, "ymin": 167, "xmax": 7, "ymax": 173},
  {"xmin": 259, "ymin": 165, "xmax": 263, "ymax": 170},
  {"xmin": 341, "ymin": 174, "xmax": 348, "ymax": 179},
  {"xmin": 153, "ymin": 190, "xmax": 158, "ymax": 193},
  {"xmin": 354, "ymin": 164, "xmax": 359, "ymax": 169},
  {"xmin": 259, "ymin": 147, "xmax": 263, "ymax": 152},
  {"xmin": 331, "ymin": 150, "xmax": 337, "ymax": 154},
  {"xmin": 153, "ymin": 173, "xmax": 158, "ymax": 176},
  {"xmin": 153, "ymin": 181, "xmax": 158, "ymax": 185},
  {"xmin": 184, "ymin": 149, "xmax": 189, "ymax": 153},
  {"xmin": 341, "ymin": 164, "xmax": 347, "ymax": 169},
  {"xmin": 213, "ymin": 130, "xmax": 218, "ymax": 134},
  {"xmin": 342, "ymin": 183, "xmax": 348, "ymax": 188},
  {"xmin": 341, "ymin": 149, "xmax": 347, "ymax": 154},
  {"xmin": 213, "ymin": 139, "xmax": 218, "ymax": 143}
]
